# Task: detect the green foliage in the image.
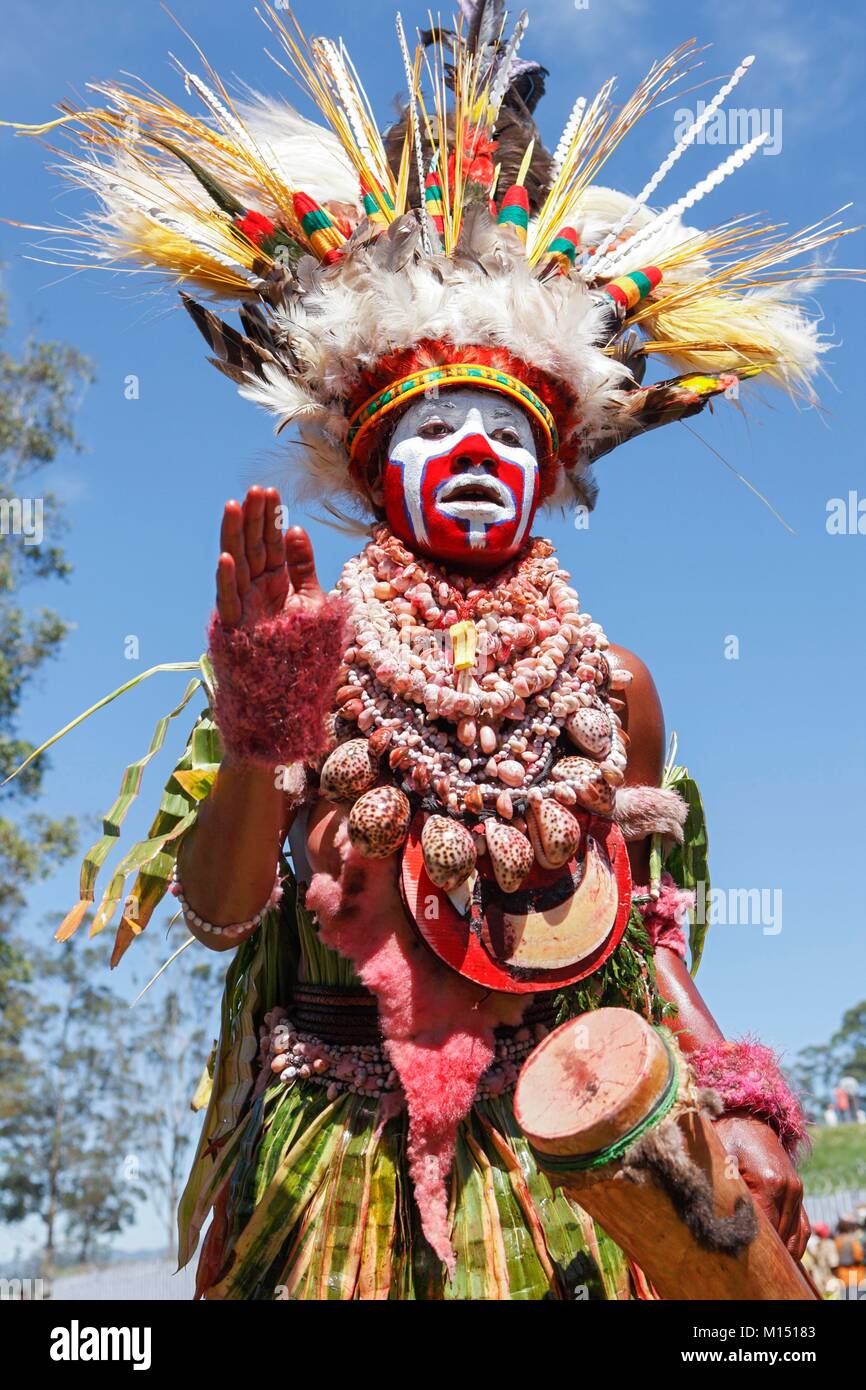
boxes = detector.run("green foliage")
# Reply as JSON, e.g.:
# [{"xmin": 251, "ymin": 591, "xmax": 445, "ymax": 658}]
[
  {"xmin": 793, "ymin": 999, "xmax": 866, "ymax": 1116},
  {"xmin": 660, "ymin": 754, "xmax": 711, "ymax": 975},
  {"xmin": 799, "ymin": 1124, "xmax": 866, "ymax": 1195},
  {"xmin": 555, "ymin": 907, "xmax": 676, "ymax": 1027}
]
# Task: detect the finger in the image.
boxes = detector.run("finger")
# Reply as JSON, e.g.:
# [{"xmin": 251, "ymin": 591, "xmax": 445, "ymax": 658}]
[
  {"xmin": 220, "ymin": 500, "xmax": 251, "ymax": 596},
  {"xmin": 216, "ymin": 554, "xmax": 242, "ymax": 628},
  {"xmin": 739, "ymin": 1164, "xmax": 783, "ymax": 1235},
  {"xmin": 285, "ymin": 526, "xmax": 322, "ymax": 597},
  {"xmin": 777, "ymin": 1178, "xmax": 803, "ymax": 1252},
  {"xmin": 263, "ymin": 488, "xmax": 284, "ymax": 571},
  {"xmin": 790, "ymin": 1210, "xmax": 810, "ymax": 1262},
  {"xmin": 243, "ymin": 487, "xmax": 268, "ymax": 581}
]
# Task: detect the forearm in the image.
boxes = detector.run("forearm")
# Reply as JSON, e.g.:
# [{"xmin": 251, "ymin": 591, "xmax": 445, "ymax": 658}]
[
  {"xmin": 176, "ymin": 756, "xmax": 288, "ymax": 946},
  {"xmin": 654, "ymin": 945, "xmax": 725, "ymax": 1054}
]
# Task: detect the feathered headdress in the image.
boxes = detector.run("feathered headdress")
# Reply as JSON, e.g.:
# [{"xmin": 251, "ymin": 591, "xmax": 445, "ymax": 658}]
[{"xmin": 6, "ymin": 2, "xmax": 859, "ymax": 512}]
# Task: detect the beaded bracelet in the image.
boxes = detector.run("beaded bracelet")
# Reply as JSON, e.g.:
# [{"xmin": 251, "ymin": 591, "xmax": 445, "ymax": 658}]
[{"xmin": 170, "ymin": 866, "xmax": 283, "ymax": 941}]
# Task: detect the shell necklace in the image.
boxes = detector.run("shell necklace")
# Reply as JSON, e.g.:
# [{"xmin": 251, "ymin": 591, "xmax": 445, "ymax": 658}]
[{"xmin": 320, "ymin": 527, "xmax": 630, "ymax": 895}]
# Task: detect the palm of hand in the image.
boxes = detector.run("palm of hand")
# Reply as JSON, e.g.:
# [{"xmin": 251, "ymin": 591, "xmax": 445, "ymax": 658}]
[{"xmin": 216, "ymin": 487, "xmax": 322, "ymax": 629}]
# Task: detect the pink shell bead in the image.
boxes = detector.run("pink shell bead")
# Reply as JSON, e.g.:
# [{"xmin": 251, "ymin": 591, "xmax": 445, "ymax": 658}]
[{"xmin": 497, "ymin": 760, "xmax": 525, "ymax": 787}]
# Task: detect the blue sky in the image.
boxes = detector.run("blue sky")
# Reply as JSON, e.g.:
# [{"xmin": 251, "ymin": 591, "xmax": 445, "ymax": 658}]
[{"xmin": 1, "ymin": 0, "xmax": 864, "ymax": 1254}]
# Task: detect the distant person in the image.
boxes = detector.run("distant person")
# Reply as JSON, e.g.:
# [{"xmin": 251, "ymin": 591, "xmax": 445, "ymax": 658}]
[
  {"xmin": 824, "ymin": 1103, "xmax": 839, "ymax": 1127},
  {"xmin": 803, "ymin": 1222, "xmax": 840, "ymax": 1296},
  {"xmin": 834, "ymin": 1085, "xmax": 852, "ymax": 1124},
  {"xmin": 840, "ymin": 1076, "xmax": 861, "ymax": 1123},
  {"xmin": 833, "ymin": 1215, "xmax": 865, "ymax": 1295}
]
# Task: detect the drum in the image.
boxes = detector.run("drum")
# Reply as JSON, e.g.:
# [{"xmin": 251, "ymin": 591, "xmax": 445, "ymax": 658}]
[{"xmin": 513, "ymin": 1008, "xmax": 816, "ymax": 1301}]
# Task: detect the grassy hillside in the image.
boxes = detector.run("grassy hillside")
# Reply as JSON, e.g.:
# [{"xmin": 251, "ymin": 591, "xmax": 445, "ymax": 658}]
[{"xmin": 801, "ymin": 1125, "xmax": 866, "ymax": 1192}]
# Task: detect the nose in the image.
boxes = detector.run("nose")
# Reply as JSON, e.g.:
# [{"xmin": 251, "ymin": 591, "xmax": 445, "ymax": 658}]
[{"xmin": 451, "ymin": 433, "xmax": 498, "ymax": 474}]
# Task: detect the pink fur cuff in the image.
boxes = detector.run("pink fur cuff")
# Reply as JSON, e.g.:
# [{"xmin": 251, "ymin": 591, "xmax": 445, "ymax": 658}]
[
  {"xmin": 208, "ymin": 595, "xmax": 348, "ymax": 767},
  {"xmin": 614, "ymin": 785, "xmax": 688, "ymax": 843},
  {"xmin": 633, "ymin": 872, "xmax": 692, "ymax": 960},
  {"xmin": 690, "ymin": 1039, "xmax": 808, "ymax": 1158}
]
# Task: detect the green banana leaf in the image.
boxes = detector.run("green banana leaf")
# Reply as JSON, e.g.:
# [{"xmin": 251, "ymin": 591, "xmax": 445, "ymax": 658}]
[{"xmin": 662, "ymin": 757, "xmax": 711, "ymax": 976}]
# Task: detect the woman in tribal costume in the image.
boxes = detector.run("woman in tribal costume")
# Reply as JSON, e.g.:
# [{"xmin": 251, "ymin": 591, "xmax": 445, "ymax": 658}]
[{"xmin": 11, "ymin": 1, "xmax": 849, "ymax": 1299}]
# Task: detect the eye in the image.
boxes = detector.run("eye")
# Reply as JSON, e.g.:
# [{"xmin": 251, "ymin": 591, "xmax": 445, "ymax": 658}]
[
  {"xmin": 491, "ymin": 426, "xmax": 521, "ymax": 447},
  {"xmin": 418, "ymin": 419, "xmax": 452, "ymax": 440}
]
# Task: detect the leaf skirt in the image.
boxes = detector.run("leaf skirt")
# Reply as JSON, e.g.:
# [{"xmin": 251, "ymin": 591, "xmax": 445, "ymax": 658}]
[{"xmin": 197, "ymin": 1078, "xmax": 640, "ymax": 1301}]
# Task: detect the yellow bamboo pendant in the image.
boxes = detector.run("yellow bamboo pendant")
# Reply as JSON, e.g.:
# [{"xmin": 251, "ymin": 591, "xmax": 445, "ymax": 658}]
[{"xmin": 449, "ymin": 620, "xmax": 478, "ymax": 672}]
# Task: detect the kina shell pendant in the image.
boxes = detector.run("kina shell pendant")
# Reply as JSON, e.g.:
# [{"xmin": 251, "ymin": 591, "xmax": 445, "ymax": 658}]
[{"xmin": 400, "ymin": 809, "xmax": 633, "ymax": 995}]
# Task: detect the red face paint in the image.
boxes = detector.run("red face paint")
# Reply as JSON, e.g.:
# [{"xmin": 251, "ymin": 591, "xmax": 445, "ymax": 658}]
[{"xmin": 383, "ymin": 404, "xmax": 540, "ymax": 568}]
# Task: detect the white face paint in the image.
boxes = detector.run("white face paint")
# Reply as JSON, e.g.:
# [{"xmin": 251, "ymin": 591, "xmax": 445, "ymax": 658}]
[{"xmin": 383, "ymin": 388, "xmax": 540, "ymax": 566}]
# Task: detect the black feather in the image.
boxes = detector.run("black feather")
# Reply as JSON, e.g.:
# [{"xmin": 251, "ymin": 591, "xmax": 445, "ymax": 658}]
[{"xmin": 181, "ymin": 292, "xmax": 276, "ymax": 381}]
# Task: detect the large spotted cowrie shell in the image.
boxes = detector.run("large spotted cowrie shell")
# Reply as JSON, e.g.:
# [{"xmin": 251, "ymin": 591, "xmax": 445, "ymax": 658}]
[
  {"xmin": 564, "ymin": 706, "xmax": 612, "ymax": 759},
  {"xmin": 526, "ymin": 798, "xmax": 581, "ymax": 870},
  {"xmin": 421, "ymin": 815, "xmax": 477, "ymax": 891},
  {"xmin": 485, "ymin": 819, "xmax": 534, "ymax": 894},
  {"xmin": 320, "ymin": 738, "xmax": 378, "ymax": 801},
  {"xmin": 348, "ymin": 786, "xmax": 411, "ymax": 858}
]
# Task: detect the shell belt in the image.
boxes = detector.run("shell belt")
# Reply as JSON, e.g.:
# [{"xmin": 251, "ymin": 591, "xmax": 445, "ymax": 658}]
[{"xmin": 263, "ymin": 986, "xmax": 556, "ymax": 1103}]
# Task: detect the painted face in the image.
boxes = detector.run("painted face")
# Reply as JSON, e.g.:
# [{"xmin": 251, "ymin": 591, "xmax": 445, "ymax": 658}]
[{"xmin": 382, "ymin": 388, "xmax": 540, "ymax": 568}]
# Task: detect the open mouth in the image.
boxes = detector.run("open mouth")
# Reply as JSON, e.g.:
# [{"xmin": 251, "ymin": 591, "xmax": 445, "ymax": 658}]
[{"xmin": 438, "ymin": 475, "xmax": 509, "ymax": 507}]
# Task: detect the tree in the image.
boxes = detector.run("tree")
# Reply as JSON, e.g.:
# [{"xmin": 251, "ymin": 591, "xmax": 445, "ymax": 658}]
[
  {"xmin": 830, "ymin": 1002, "xmax": 866, "ymax": 1088},
  {"xmin": 0, "ymin": 292, "xmax": 93, "ymax": 1076},
  {"xmin": 0, "ymin": 940, "xmax": 145, "ymax": 1273},
  {"xmin": 793, "ymin": 999, "xmax": 866, "ymax": 1113}
]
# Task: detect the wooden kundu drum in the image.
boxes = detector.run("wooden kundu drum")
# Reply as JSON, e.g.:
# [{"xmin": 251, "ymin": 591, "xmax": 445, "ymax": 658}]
[{"xmin": 514, "ymin": 1008, "xmax": 816, "ymax": 1301}]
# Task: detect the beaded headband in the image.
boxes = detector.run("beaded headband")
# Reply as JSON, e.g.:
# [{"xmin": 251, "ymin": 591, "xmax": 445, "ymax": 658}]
[{"xmin": 346, "ymin": 363, "xmax": 560, "ymax": 461}]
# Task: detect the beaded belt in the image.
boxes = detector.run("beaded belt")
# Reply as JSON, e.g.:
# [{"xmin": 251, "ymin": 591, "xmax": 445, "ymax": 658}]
[{"xmin": 263, "ymin": 983, "xmax": 556, "ymax": 1103}]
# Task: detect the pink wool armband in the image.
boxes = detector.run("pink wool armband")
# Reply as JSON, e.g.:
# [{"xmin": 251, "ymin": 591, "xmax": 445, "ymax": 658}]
[
  {"xmin": 632, "ymin": 871, "xmax": 693, "ymax": 961},
  {"xmin": 208, "ymin": 595, "xmax": 349, "ymax": 767},
  {"xmin": 690, "ymin": 1039, "xmax": 808, "ymax": 1158}
]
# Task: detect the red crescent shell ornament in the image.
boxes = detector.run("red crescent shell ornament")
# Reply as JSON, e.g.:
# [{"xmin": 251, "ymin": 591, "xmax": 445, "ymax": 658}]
[{"xmin": 400, "ymin": 810, "xmax": 632, "ymax": 994}]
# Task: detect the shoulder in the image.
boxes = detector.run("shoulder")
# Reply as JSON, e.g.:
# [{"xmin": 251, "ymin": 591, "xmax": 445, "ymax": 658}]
[
  {"xmin": 608, "ymin": 644, "xmax": 665, "ymax": 786},
  {"xmin": 608, "ymin": 643, "xmax": 658, "ymax": 695}
]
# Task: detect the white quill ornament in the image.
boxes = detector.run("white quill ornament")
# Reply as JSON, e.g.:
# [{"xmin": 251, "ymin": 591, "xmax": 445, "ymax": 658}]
[
  {"xmin": 551, "ymin": 95, "xmax": 586, "ymax": 179},
  {"xmin": 172, "ymin": 61, "xmax": 261, "ymax": 161},
  {"xmin": 588, "ymin": 55, "xmax": 758, "ymax": 274},
  {"xmin": 596, "ymin": 129, "xmax": 771, "ymax": 278},
  {"xmin": 487, "ymin": 10, "xmax": 530, "ymax": 123},
  {"xmin": 395, "ymin": 12, "xmax": 432, "ymax": 253}
]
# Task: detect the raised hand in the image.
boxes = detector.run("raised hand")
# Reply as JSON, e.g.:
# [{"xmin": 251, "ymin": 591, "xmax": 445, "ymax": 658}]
[{"xmin": 216, "ymin": 486, "xmax": 323, "ymax": 629}]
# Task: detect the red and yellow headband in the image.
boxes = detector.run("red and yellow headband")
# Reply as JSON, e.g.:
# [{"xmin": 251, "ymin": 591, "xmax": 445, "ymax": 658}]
[{"xmin": 346, "ymin": 362, "xmax": 560, "ymax": 461}]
